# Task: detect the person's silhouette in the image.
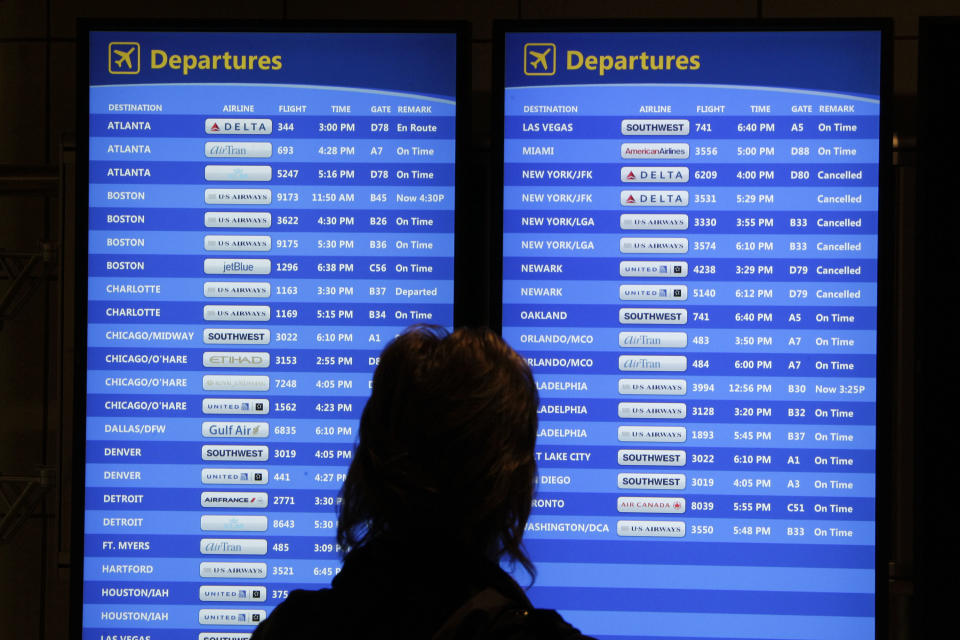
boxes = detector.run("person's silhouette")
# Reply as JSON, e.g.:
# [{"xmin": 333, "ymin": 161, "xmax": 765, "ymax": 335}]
[{"xmin": 252, "ymin": 325, "xmax": 591, "ymax": 639}]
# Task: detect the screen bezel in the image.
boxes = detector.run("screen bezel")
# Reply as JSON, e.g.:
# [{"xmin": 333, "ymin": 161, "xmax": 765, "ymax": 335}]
[
  {"xmin": 71, "ymin": 19, "xmax": 470, "ymax": 638},
  {"xmin": 491, "ymin": 18, "xmax": 893, "ymax": 639}
]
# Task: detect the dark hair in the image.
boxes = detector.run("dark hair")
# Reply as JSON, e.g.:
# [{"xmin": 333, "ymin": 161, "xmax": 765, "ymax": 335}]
[{"xmin": 337, "ymin": 325, "xmax": 539, "ymax": 575}]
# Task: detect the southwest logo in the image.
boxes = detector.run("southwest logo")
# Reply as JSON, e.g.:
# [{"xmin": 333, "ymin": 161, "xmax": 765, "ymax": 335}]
[
  {"xmin": 524, "ymin": 43, "xmax": 556, "ymax": 76},
  {"xmin": 109, "ymin": 42, "xmax": 140, "ymax": 74}
]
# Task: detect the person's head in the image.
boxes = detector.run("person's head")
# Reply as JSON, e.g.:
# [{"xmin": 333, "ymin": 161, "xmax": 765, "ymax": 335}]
[{"xmin": 337, "ymin": 325, "xmax": 539, "ymax": 573}]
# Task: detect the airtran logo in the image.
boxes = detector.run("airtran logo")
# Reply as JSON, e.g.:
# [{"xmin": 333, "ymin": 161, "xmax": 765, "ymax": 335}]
[
  {"xmin": 524, "ymin": 42, "xmax": 702, "ymax": 77},
  {"xmin": 109, "ymin": 42, "xmax": 282, "ymax": 76}
]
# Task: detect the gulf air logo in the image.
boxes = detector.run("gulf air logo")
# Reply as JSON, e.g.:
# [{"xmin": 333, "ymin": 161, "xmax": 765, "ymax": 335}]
[
  {"xmin": 109, "ymin": 42, "xmax": 140, "ymax": 74},
  {"xmin": 524, "ymin": 43, "xmax": 556, "ymax": 76}
]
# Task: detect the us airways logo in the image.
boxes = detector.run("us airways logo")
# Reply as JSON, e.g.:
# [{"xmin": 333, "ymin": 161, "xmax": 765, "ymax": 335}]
[
  {"xmin": 524, "ymin": 43, "xmax": 556, "ymax": 76},
  {"xmin": 109, "ymin": 42, "xmax": 140, "ymax": 74}
]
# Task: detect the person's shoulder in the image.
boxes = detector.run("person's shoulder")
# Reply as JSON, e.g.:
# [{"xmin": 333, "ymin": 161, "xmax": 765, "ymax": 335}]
[
  {"xmin": 470, "ymin": 563, "xmax": 593, "ymax": 640},
  {"xmin": 523, "ymin": 608, "xmax": 594, "ymax": 639},
  {"xmin": 250, "ymin": 589, "xmax": 341, "ymax": 640},
  {"xmin": 438, "ymin": 587, "xmax": 593, "ymax": 640},
  {"xmin": 455, "ymin": 606, "xmax": 593, "ymax": 640}
]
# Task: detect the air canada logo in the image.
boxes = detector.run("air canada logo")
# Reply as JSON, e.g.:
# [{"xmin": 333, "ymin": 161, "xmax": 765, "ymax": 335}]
[
  {"xmin": 524, "ymin": 43, "xmax": 556, "ymax": 76},
  {"xmin": 109, "ymin": 42, "xmax": 140, "ymax": 74}
]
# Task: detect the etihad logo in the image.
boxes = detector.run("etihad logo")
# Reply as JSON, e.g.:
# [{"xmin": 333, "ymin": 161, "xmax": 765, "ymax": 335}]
[
  {"xmin": 109, "ymin": 42, "xmax": 140, "ymax": 75},
  {"xmin": 524, "ymin": 43, "xmax": 556, "ymax": 76}
]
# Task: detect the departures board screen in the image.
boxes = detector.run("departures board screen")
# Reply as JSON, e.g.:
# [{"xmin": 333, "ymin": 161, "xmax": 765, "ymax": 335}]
[
  {"xmin": 79, "ymin": 25, "xmax": 462, "ymax": 640},
  {"xmin": 498, "ymin": 26, "xmax": 886, "ymax": 639}
]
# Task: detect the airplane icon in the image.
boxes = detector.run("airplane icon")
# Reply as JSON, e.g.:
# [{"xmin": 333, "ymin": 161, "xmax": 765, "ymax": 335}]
[
  {"xmin": 114, "ymin": 47, "xmax": 136, "ymax": 69},
  {"xmin": 528, "ymin": 49, "xmax": 550, "ymax": 70},
  {"xmin": 523, "ymin": 43, "xmax": 556, "ymax": 76},
  {"xmin": 108, "ymin": 42, "xmax": 140, "ymax": 74}
]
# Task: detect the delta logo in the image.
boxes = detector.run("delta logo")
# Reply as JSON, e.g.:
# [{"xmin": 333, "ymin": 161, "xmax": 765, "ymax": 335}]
[{"xmin": 205, "ymin": 120, "xmax": 271, "ymax": 134}]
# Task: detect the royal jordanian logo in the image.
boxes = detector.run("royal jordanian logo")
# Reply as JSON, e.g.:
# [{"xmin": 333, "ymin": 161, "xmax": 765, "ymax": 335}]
[
  {"xmin": 524, "ymin": 43, "xmax": 556, "ymax": 76},
  {"xmin": 109, "ymin": 42, "xmax": 140, "ymax": 74}
]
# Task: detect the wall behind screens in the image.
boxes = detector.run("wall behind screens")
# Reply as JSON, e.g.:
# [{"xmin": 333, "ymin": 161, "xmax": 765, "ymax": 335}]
[
  {"xmin": 77, "ymin": 23, "xmax": 465, "ymax": 640},
  {"xmin": 916, "ymin": 17, "xmax": 955, "ymax": 638},
  {"xmin": 496, "ymin": 22, "xmax": 889, "ymax": 640}
]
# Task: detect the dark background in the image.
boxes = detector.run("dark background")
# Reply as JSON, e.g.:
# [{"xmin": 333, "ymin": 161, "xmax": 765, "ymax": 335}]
[{"xmin": 0, "ymin": 1, "xmax": 951, "ymax": 638}]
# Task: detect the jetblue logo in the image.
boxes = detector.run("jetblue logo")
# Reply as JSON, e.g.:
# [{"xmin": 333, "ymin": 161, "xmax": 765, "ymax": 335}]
[
  {"xmin": 524, "ymin": 43, "xmax": 556, "ymax": 76},
  {"xmin": 109, "ymin": 42, "xmax": 140, "ymax": 74}
]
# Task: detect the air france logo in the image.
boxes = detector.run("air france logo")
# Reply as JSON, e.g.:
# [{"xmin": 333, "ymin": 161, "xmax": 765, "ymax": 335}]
[
  {"xmin": 109, "ymin": 42, "xmax": 140, "ymax": 74},
  {"xmin": 524, "ymin": 43, "xmax": 556, "ymax": 76}
]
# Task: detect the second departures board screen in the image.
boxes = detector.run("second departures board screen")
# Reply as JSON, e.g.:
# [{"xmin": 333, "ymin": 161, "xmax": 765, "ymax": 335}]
[{"xmin": 497, "ymin": 25, "xmax": 887, "ymax": 640}]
